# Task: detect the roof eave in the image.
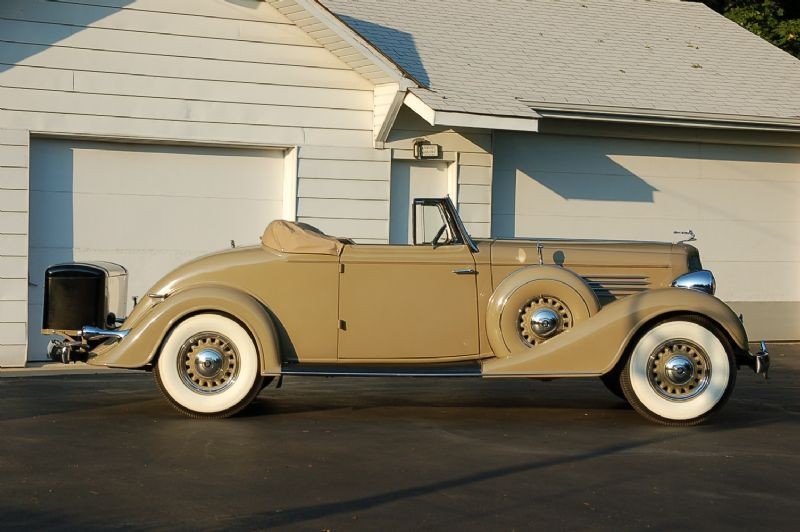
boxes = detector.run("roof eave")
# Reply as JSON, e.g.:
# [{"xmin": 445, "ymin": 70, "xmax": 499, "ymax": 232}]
[
  {"xmin": 526, "ymin": 102, "xmax": 800, "ymax": 133},
  {"xmin": 404, "ymin": 92, "xmax": 540, "ymax": 132},
  {"xmin": 286, "ymin": 0, "xmax": 415, "ymax": 89}
]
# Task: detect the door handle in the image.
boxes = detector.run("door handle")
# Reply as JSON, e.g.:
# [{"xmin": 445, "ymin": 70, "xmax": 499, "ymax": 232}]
[{"xmin": 452, "ymin": 268, "xmax": 477, "ymax": 275}]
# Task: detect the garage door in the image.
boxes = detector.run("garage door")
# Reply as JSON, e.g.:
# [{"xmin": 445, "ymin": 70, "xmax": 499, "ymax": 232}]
[
  {"xmin": 27, "ymin": 139, "xmax": 284, "ymax": 360},
  {"xmin": 492, "ymin": 132, "xmax": 800, "ymax": 341}
]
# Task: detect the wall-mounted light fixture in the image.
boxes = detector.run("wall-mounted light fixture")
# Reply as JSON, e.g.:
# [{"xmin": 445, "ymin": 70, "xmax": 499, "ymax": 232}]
[{"xmin": 413, "ymin": 139, "xmax": 442, "ymax": 159}]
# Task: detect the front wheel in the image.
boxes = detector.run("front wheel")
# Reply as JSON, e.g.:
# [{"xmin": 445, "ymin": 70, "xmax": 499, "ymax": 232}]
[
  {"xmin": 154, "ymin": 313, "xmax": 264, "ymax": 418},
  {"xmin": 621, "ymin": 317, "xmax": 736, "ymax": 426}
]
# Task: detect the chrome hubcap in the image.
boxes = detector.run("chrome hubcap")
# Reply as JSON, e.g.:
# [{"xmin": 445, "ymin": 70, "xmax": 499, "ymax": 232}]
[
  {"xmin": 519, "ymin": 296, "xmax": 572, "ymax": 346},
  {"xmin": 194, "ymin": 349, "xmax": 224, "ymax": 379},
  {"xmin": 178, "ymin": 332, "xmax": 240, "ymax": 394},
  {"xmin": 647, "ymin": 340, "xmax": 711, "ymax": 401},
  {"xmin": 530, "ymin": 308, "xmax": 560, "ymax": 338},
  {"xmin": 664, "ymin": 356, "xmax": 694, "ymax": 385}
]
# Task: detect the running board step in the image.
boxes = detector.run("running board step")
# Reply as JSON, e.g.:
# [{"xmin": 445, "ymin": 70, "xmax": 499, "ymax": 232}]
[{"xmin": 280, "ymin": 361, "xmax": 482, "ymax": 378}]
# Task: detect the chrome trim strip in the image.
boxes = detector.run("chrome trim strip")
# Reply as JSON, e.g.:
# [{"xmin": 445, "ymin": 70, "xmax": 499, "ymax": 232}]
[
  {"xmin": 281, "ymin": 370, "xmax": 482, "ymax": 378},
  {"xmin": 585, "ymin": 281, "xmax": 650, "ymax": 287},
  {"xmin": 583, "ymin": 275, "xmax": 652, "ymax": 299},
  {"xmin": 583, "ymin": 275, "xmax": 649, "ymax": 281},
  {"xmin": 279, "ymin": 370, "xmax": 602, "ymax": 378}
]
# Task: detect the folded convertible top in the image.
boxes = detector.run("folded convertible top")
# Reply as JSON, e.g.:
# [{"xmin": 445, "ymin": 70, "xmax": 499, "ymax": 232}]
[{"xmin": 261, "ymin": 220, "xmax": 344, "ymax": 256}]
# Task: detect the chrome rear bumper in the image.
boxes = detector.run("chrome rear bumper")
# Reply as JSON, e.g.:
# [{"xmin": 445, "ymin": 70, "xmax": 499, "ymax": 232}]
[
  {"xmin": 47, "ymin": 326, "xmax": 129, "ymax": 364},
  {"xmin": 747, "ymin": 341, "xmax": 770, "ymax": 379}
]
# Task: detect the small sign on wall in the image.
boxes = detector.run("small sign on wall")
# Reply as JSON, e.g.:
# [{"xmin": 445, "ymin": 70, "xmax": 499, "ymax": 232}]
[{"xmin": 413, "ymin": 140, "xmax": 442, "ymax": 159}]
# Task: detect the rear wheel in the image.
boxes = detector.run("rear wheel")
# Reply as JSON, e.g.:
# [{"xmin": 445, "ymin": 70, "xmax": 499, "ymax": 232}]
[
  {"xmin": 621, "ymin": 317, "xmax": 736, "ymax": 426},
  {"xmin": 154, "ymin": 313, "xmax": 264, "ymax": 418}
]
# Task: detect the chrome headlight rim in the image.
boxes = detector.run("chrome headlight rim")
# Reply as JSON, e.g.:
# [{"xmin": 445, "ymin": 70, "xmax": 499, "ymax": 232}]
[{"xmin": 671, "ymin": 270, "xmax": 716, "ymax": 296}]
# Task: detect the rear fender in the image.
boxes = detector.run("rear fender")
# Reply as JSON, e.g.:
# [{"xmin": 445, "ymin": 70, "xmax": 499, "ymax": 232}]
[
  {"xmin": 482, "ymin": 288, "xmax": 748, "ymax": 377},
  {"xmin": 88, "ymin": 286, "xmax": 281, "ymax": 375}
]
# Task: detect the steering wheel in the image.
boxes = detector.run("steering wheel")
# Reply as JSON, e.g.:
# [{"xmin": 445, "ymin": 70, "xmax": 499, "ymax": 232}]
[{"xmin": 432, "ymin": 224, "xmax": 448, "ymax": 246}]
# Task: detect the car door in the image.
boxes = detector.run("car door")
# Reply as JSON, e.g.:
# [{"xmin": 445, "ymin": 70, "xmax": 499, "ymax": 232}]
[
  {"xmin": 337, "ymin": 203, "xmax": 479, "ymax": 360},
  {"xmin": 337, "ymin": 244, "xmax": 479, "ymax": 360}
]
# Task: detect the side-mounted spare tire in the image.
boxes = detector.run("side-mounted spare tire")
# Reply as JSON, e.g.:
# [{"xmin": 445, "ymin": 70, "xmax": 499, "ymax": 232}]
[{"xmin": 486, "ymin": 266, "xmax": 601, "ymax": 358}]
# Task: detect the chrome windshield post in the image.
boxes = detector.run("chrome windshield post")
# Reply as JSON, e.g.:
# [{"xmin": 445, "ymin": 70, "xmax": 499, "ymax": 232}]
[{"xmin": 412, "ymin": 196, "xmax": 478, "ymax": 252}]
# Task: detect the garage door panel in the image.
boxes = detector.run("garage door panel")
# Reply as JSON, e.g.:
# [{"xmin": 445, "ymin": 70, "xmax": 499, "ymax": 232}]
[
  {"xmin": 704, "ymin": 261, "xmax": 800, "ymax": 302},
  {"xmin": 699, "ymin": 159, "xmax": 800, "ymax": 182},
  {"xmin": 605, "ymin": 154, "xmax": 703, "ymax": 180},
  {"xmin": 72, "ymin": 195, "xmax": 281, "ymax": 250},
  {"xmin": 72, "ymin": 145, "xmax": 284, "ymax": 199},
  {"xmin": 700, "ymin": 143, "xmax": 800, "ymax": 166},
  {"xmin": 27, "ymin": 139, "xmax": 284, "ymax": 361},
  {"xmin": 681, "ymin": 220, "xmax": 800, "ymax": 262},
  {"xmin": 513, "ymin": 171, "xmax": 800, "ymax": 225},
  {"xmin": 508, "ymin": 214, "xmax": 678, "ymax": 242},
  {"xmin": 28, "ymin": 190, "xmax": 73, "ymax": 248},
  {"xmin": 497, "ymin": 135, "xmax": 704, "ymax": 177}
]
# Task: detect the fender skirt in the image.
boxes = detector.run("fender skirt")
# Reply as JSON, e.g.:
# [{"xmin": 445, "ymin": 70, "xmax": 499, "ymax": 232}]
[
  {"xmin": 87, "ymin": 286, "xmax": 282, "ymax": 375},
  {"xmin": 481, "ymin": 288, "xmax": 748, "ymax": 377}
]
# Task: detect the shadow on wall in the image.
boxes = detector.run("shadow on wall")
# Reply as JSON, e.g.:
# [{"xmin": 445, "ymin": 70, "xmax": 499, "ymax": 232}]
[
  {"xmin": 335, "ymin": 15, "xmax": 430, "ymax": 87},
  {"xmin": 389, "ymin": 162, "xmax": 411, "ymax": 244},
  {"xmin": 0, "ymin": 0, "xmax": 135, "ymax": 74},
  {"xmin": 492, "ymin": 152, "xmax": 659, "ymax": 238},
  {"xmin": 27, "ymin": 141, "xmax": 75, "ymax": 359}
]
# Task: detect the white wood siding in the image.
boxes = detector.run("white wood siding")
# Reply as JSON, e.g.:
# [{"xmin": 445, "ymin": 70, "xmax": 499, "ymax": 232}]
[
  {"xmin": 492, "ymin": 131, "xmax": 800, "ymax": 340},
  {"xmin": 267, "ymin": 0, "xmax": 402, "ymax": 86},
  {"xmin": 0, "ymin": 0, "xmax": 375, "ymax": 147},
  {"xmin": 296, "ymin": 145, "xmax": 391, "ymax": 243},
  {"xmin": 0, "ymin": 128, "xmax": 28, "ymax": 367},
  {"xmin": 388, "ymin": 108, "xmax": 493, "ymax": 237}
]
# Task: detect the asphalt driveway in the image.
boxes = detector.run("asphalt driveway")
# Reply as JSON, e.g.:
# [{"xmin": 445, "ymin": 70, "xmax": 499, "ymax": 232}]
[{"xmin": 1, "ymin": 344, "xmax": 798, "ymax": 531}]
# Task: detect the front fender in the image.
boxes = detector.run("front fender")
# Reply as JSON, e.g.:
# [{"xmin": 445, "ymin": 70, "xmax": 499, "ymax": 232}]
[
  {"xmin": 88, "ymin": 285, "xmax": 282, "ymax": 375},
  {"xmin": 481, "ymin": 288, "xmax": 748, "ymax": 377}
]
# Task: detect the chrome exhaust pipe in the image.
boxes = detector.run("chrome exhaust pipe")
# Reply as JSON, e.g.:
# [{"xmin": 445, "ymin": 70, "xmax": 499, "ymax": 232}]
[{"xmin": 81, "ymin": 325, "xmax": 130, "ymax": 340}]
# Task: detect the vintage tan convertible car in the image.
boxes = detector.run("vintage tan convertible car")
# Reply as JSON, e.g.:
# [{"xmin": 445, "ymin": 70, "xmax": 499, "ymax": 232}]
[{"xmin": 43, "ymin": 197, "xmax": 768, "ymax": 425}]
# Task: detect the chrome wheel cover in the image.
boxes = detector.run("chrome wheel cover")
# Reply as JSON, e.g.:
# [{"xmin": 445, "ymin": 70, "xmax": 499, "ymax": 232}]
[
  {"xmin": 647, "ymin": 340, "xmax": 711, "ymax": 401},
  {"xmin": 519, "ymin": 295, "xmax": 572, "ymax": 346},
  {"xmin": 177, "ymin": 332, "xmax": 240, "ymax": 395}
]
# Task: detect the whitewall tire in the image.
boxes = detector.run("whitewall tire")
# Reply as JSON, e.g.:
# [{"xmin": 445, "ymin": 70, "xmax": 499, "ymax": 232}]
[
  {"xmin": 154, "ymin": 313, "xmax": 264, "ymax": 418},
  {"xmin": 621, "ymin": 317, "xmax": 736, "ymax": 426}
]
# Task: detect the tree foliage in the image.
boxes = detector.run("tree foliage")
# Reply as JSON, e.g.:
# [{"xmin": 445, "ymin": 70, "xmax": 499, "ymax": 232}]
[{"xmin": 695, "ymin": 0, "xmax": 800, "ymax": 58}]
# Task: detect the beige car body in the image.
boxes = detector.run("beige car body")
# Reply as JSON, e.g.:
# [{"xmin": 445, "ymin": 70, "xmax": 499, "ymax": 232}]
[{"xmin": 80, "ymin": 211, "xmax": 749, "ymax": 380}]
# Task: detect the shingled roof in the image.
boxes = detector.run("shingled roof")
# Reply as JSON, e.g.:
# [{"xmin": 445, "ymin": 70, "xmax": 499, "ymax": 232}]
[{"xmin": 320, "ymin": 0, "xmax": 800, "ymax": 126}]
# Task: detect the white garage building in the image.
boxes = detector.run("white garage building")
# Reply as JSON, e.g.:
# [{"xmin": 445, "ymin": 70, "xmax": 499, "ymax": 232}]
[{"xmin": 1, "ymin": 0, "xmax": 798, "ymax": 366}]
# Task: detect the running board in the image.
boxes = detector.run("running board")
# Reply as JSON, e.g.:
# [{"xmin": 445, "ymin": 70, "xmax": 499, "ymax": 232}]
[{"xmin": 280, "ymin": 361, "xmax": 482, "ymax": 378}]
